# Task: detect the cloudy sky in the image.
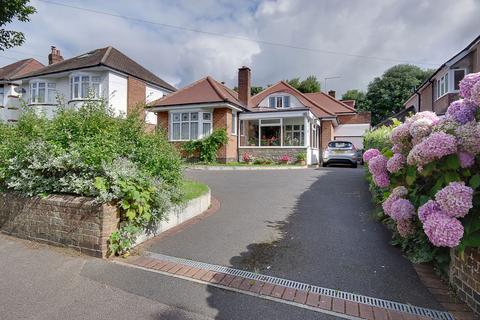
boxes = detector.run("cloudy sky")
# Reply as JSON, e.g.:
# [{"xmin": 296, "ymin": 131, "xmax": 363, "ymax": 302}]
[{"xmin": 2, "ymin": 0, "xmax": 480, "ymax": 96}]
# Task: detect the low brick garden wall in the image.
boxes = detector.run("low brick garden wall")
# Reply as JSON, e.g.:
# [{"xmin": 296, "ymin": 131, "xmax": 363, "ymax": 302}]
[
  {"xmin": 450, "ymin": 248, "xmax": 480, "ymax": 315},
  {"xmin": 0, "ymin": 193, "xmax": 119, "ymax": 257},
  {"xmin": 239, "ymin": 147, "xmax": 306, "ymax": 163}
]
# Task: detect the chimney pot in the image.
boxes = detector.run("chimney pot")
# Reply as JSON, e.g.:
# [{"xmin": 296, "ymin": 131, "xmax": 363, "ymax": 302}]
[
  {"xmin": 328, "ymin": 90, "xmax": 336, "ymax": 98},
  {"xmin": 48, "ymin": 46, "xmax": 64, "ymax": 65},
  {"xmin": 238, "ymin": 66, "xmax": 251, "ymax": 107}
]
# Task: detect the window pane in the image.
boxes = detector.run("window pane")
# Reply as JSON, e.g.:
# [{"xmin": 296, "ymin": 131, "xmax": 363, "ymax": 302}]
[
  {"xmin": 232, "ymin": 113, "xmax": 237, "ymax": 134},
  {"xmin": 269, "ymin": 97, "xmax": 275, "ymax": 108},
  {"xmin": 261, "ymin": 118, "xmax": 281, "ymax": 125},
  {"xmin": 47, "ymin": 89, "xmax": 56, "ymax": 103},
  {"xmin": 38, "ymin": 82, "xmax": 45, "ymax": 88},
  {"xmin": 190, "ymin": 122, "xmax": 198, "ymax": 139},
  {"xmin": 284, "ymin": 132, "xmax": 293, "ymax": 146},
  {"xmin": 191, "ymin": 112, "xmax": 198, "ymax": 121},
  {"xmin": 202, "ymin": 123, "xmax": 211, "ymax": 136},
  {"xmin": 32, "ymin": 83, "xmax": 37, "ymax": 89},
  {"xmin": 92, "ymin": 83, "xmax": 100, "ymax": 97},
  {"xmin": 172, "ymin": 113, "xmax": 180, "ymax": 122},
  {"xmin": 38, "ymin": 87, "xmax": 45, "ymax": 103},
  {"xmin": 240, "ymin": 120, "xmax": 259, "ymax": 146},
  {"xmin": 284, "ymin": 96, "xmax": 290, "ymax": 108},
  {"xmin": 203, "ymin": 113, "xmax": 211, "ymax": 121},
  {"xmin": 91, "ymin": 76, "xmax": 101, "ymax": 83},
  {"xmin": 182, "ymin": 113, "xmax": 189, "ymax": 121},
  {"xmin": 454, "ymin": 70, "xmax": 465, "ymax": 90},
  {"xmin": 74, "ymin": 83, "xmax": 79, "ymax": 98},
  {"xmin": 172, "ymin": 123, "xmax": 180, "ymax": 140},
  {"xmin": 293, "ymin": 125, "xmax": 300, "ymax": 130},
  {"xmin": 260, "ymin": 126, "xmax": 281, "ymax": 146},
  {"xmin": 181, "ymin": 123, "xmax": 189, "ymax": 139},
  {"xmin": 276, "ymin": 97, "xmax": 283, "ymax": 108}
]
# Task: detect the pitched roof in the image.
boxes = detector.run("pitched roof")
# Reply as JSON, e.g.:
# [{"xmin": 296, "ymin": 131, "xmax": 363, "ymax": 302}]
[
  {"xmin": 148, "ymin": 76, "xmax": 244, "ymax": 108},
  {"xmin": 16, "ymin": 47, "xmax": 176, "ymax": 91},
  {"xmin": 340, "ymin": 99, "xmax": 356, "ymax": 109},
  {"xmin": 0, "ymin": 58, "xmax": 44, "ymax": 81},
  {"xmin": 250, "ymin": 81, "xmax": 335, "ymax": 118},
  {"xmin": 304, "ymin": 92, "xmax": 356, "ymax": 114}
]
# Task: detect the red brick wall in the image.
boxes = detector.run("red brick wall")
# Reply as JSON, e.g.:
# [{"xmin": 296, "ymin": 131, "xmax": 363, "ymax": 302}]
[
  {"xmin": 419, "ymin": 85, "xmax": 433, "ymax": 112},
  {"xmin": 434, "ymin": 93, "xmax": 457, "ymax": 115},
  {"xmin": 450, "ymin": 248, "xmax": 480, "ymax": 316},
  {"xmin": 213, "ymin": 108, "xmax": 238, "ymax": 162},
  {"xmin": 337, "ymin": 112, "xmax": 371, "ymax": 125},
  {"xmin": 127, "ymin": 76, "xmax": 146, "ymax": 116},
  {"xmin": 321, "ymin": 120, "xmax": 334, "ymax": 151},
  {"xmin": 157, "ymin": 112, "xmax": 169, "ymax": 131}
]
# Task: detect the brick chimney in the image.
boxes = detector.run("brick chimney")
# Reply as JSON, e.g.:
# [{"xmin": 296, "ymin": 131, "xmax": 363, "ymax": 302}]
[
  {"xmin": 328, "ymin": 90, "xmax": 336, "ymax": 98},
  {"xmin": 238, "ymin": 66, "xmax": 251, "ymax": 107},
  {"xmin": 48, "ymin": 46, "xmax": 63, "ymax": 65}
]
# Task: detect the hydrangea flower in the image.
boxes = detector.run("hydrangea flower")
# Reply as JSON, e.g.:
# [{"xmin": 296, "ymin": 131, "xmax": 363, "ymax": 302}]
[
  {"xmin": 446, "ymin": 99, "xmax": 478, "ymax": 124},
  {"xmin": 368, "ymin": 155, "xmax": 388, "ymax": 175},
  {"xmin": 382, "ymin": 186, "xmax": 407, "ymax": 216},
  {"xmin": 391, "ymin": 186, "xmax": 408, "ymax": 198},
  {"xmin": 418, "ymin": 200, "xmax": 441, "ymax": 223},
  {"xmin": 397, "ymin": 219, "xmax": 414, "ymax": 238},
  {"xmin": 459, "ymin": 151, "xmax": 475, "ymax": 168},
  {"xmin": 391, "ymin": 144, "xmax": 402, "ymax": 154},
  {"xmin": 363, "ymin": 149, "xmax": 381, "ymax": 162},
  {"xmin": 386, "ymin": 153, "xmax": 405, "ymax": 173},
  {"xmin": 423, "ymin": 212, "xmax": 464, "ymax": 247},
  {"xmin": 456, "ymin": 122, "xmax": 480, "ymax": 155},
  {"xmin": 390, "ymin": 123, "xmax": 411, "ymax": 145},
  {"xmin": 409, "ymin": 119, "xmax": 433, "ymax": 142},
  {"xmin": 472, "ymin": 80, "xmax": 480, "ymax": 106},
  {"xmin": 389, "ymin": 198, "xmax": 414, "ymax": 221},
  {"xmin": 373, "ymin": 172, "xmax": 390, "ymax": 188},
  {"xmin": 432, "ymin": 118, "xmax": 460, "ymax": 135},
  {"xmin": 407, "ymin": 111, "xmax": 439, "ymax": 125},
  {"xmin": 435, "ymin": 182, "xmax": 473, "ymax": 218},
  {"xmin": 459, "ymin": 72, "xmax": 480, "ymax": 99},
  {"xmin": 407, "ymin": 132, "xmax": 457, "ymax": 169}
]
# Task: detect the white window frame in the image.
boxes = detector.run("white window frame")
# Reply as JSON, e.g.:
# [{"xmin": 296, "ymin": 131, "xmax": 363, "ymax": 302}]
[
  {"xmin": 435, "ymin": 73, "xmax": 448, "ymax": 100},
  {"xmin": 232, "ymin": 111, "xmax": 237, "ymax": 135},
  {"xmin": 268, "ymin": 95, "xmax": 292, "ymax": 109},
  {"xmin": 169, "ymin": 110, "xmax": 212, "ymax": 141},
  {"xmin": 70, "ymin": 73, "xmax": 101, "ymax": 100},
  {"xmin": 451, "ymin": 68, "xmax": 467, "ymax": 92},
  {"xmin": 0, "ymin": 86, "xmax": 4, "ymax": 106},
  {"xmin": 284, "ymin": 122, "xmax": 305, "ymax": 147},
  {"xmin": 29, "ymin": 79, "xmax": 57, "ymax": 104}
]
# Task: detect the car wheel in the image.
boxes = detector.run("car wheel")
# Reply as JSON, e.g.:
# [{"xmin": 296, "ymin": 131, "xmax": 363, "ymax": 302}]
[{"xmin": 351, "ymin": 163, "xmax": 357, "ymax": 168}]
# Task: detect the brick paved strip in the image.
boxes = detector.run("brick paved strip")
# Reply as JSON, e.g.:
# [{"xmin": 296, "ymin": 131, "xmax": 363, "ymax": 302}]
[
  {"xmin": 358, "ymin": 303, "xmax": 374, "ymax": 320},
  {"xmin": 175, "ymin": 266, "xmax": 192, "ymax": 276},
  {"xmin": 332, "ymin": 298, "xmax": 345, "ymax": 314},
  {"xmin": 388, "ymin": 309, "xmax": 404, "ymax": 320},
  {"xmin": 345, "ymin": 300, "xmax": 359, "ymax": 317},
  {"xmin": 271, "ymin": 285, "xmax": 286, "ymax": 298},
  {"xmin": 293, "ymin": 290, "xmax": 308, "ymax": 304},
  {"xmin": 259, "ymin": 283, "xmax": 275, "ymax": 296},
  {"xmin": 282, "ymin": 287, "xmax": 296, "ymax": 301},
  {"xmin": 318, "ymin": 295, "xmax": 332, "ymax": 310},
  {"xmin": 228, "ymin": 276, "xmax": 244, "ymax": 289},
  {"xmin": 191, "ymin": 268, "xmax": 209, "ymax": 280},
  {"xmin": 144, "ymin": 259, "xmax": 159, "ymax": 268},
  {"xmin": 160, "ymin": 262, "xmax": 177, "ymax": 272},
  {"xmin": 167, "ymin": 264, "xmax": 184, "ymax": 274},
  {"xmin": 133, "ymin": 257, "xmax": 152, "ymax": 267},
  {"xmin": 306, "ymin": 292, "xmax": 320, "ymax": 307},
  {"xmin": 200, "ymin": 270, "xmax": 216, "ymax": 282},
  {"xmin": 372, "ymin": 306, "xmax": 389, "ymax": 320},
  {"xmin": 209, "ymin": 272, "xmax": 226, "ymax": 284},
  {"xmin": 184, "ymin": 267, "xmax": 201, "ymax": 277},
  {"xmin": 219, "ymin": 274, "xmax": 236, "ymax": 286},
  {"xmin": 249, "ymin": 280, "xmax": 265, "ymax": 294},
  {"xmin": 152, "ymin": 260, "xmax": 169, "ymax": 270},
  {"xmin": 239, "ymin": 278, "xmax": 254, "ymax": 291}
]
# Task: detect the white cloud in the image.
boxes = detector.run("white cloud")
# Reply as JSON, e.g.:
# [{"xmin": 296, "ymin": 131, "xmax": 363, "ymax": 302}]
[{"xmin": 2, "ymin": 0, "xmax": 479, "ymax": 96}]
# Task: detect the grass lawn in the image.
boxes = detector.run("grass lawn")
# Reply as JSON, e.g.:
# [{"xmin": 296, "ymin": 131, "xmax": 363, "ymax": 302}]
[{"xmin": 182, "ymin": 180, "xmax": 209, "ymax": 202}]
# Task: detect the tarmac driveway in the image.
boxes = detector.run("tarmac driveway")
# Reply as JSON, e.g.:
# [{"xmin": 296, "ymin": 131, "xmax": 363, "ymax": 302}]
[{"xmin": 146, "ymin": 167, "xmax": 441, "ymax": 309}]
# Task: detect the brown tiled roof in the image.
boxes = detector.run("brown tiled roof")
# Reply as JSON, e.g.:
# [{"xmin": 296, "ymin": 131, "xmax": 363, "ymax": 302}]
[
  {"xmin": 0, "ymin": 58, "xmax": 44, "ymax": 81},
  {"xmin": 16, "ymin": 47, "xmax": 176, "ymax": 91},
  {"xmin": 249, "ymin": 81, "xmax": 334, "ymax": 118},
  {"xmin": 148, "ymin": 76, "xmax": 244, "ymax": 108},
  {"xmin": 304, "ymin": 92, "xmax": 356, "ymax": 114},
  {"xmin": 340, "ymin": 99, "xmax": 356, "ymax": 109}
]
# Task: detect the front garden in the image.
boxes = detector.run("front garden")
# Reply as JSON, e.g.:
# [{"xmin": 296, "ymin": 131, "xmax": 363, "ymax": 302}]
[
  {"xmin": 362, "ymin": 72, "xmax": 480, "ymax": 274},
  {"xmin": 0, "ymin": 100, "xmax": 205, "ymax": 255}
]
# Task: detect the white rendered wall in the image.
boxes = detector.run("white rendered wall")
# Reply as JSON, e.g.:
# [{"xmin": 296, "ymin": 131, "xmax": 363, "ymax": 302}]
[
  {"xmin": 107, "ymin": 71, "xmax": 128, "ymax": 117},
  {"xmin": 145, "ymin": 85, "xmax": 166, "ymax": 125},
  {"xmin": 257, "ymin": 92, "xmax": 304, "ymax": 108}
]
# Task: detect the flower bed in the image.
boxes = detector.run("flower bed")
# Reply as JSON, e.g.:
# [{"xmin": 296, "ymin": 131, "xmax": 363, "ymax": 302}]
[
  {"xmin": 363, "ymin": 73, "xmax": 480, "ymax": 272},
  {"xmin": 0, "ymin": 101, "xmax": 183, "ymax": 256}
]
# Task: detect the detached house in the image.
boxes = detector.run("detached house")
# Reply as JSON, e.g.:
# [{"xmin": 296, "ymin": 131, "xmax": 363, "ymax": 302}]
[
  {"xmin": 403, "ymin": 34, "xmax": 480, "ymax": 116},
  {"xmin": 8, "ymin": 46, "xmax": 176, "ymax": 125},
  {"xmin": 148, "ymin": 67, "xmax": 371, "ymax": 165},
  {"xmin": 0, "ymin": 58, "xmax": 44, "ymax": 122}
]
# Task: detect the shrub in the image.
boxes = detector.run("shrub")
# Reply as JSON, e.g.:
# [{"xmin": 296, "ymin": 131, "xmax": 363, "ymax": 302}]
[
  {"xmin": 183, "ymin": 129, "xmax": 228, "ymax": 163},
  {"xmin": 296, "ymin": 152, "xmax": 307, "ymax": 162},
  {"xmin": 363, "ymin": 73, "xmax": 480, "ymax": 273},
  {"xmin": 279, "ymin": 154, "xmax": 291, "ymax": 162},
  {"xmin": 0, "ymin": 100, "xmax": 183, "ymax": 255},
  {"xmin": 242, "ymin": 152, "xmax": 252, "ymax": 162},
  {"xmin": 363, "ymin": 120, "xmax": 398, "ymax": 152}
]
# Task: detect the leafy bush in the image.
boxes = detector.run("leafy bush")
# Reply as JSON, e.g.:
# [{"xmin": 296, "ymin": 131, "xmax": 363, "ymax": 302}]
[
  {"xmin": 363, "ymin": 72, "xmax": 480, "ymax": 273},
  {"xmin": 296, "ymin": 152, "xmax": 307, "ymax": 162},
  {"xmin": 0, "ymin": 100, "xmax": 183, "ymax": 255},
  {"xmin": 363, "ymin": 120, "xmax": 398, "ymax": 152},
  {"xmin": 183, "ymin": 129, "xmax": 228, "ymax": 163}
]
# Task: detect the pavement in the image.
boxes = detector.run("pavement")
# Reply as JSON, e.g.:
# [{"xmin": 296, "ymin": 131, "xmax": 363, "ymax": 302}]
[{"xmin": 147, "ymin": 167, "xmax": 441, "ymax": 309}]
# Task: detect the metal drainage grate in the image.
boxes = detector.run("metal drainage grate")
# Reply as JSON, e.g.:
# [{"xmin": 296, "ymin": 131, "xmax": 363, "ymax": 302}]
[{"xmin": 145, "ymin": 252, "xmax": 453, "ymax": 320}]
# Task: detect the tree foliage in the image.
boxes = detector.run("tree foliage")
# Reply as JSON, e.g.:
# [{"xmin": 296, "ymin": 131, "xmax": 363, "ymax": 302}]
[
  {"xmin": 341, "ymin": 89, "xmax": 368, "ymax": 110},
  {"xmin": 0, "ymin": 0, "xmax": 36, "ymax": 50},
  {"xmin": 287, "ymin": 75, "xmax": 321, "ymax": 93},
  {"xmin": 362, "ymin": 64, "xmax": 433, "ymax": 125}
]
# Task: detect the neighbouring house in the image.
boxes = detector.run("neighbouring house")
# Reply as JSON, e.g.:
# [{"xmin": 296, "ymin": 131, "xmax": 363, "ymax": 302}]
[
  {"xmin": 7, "ymin": 46, "xmax": 176, "ymax": 126},
  {"xmin": 147, "ymin": 67, "xmax": 371, "ymax": 165},
  {"xmin": 0, "ymin": 58, "xmax": 44, "ymax": 122},
  {"xmin": 403, "ymin": 34, "xmax": 480, "ymax": 116}
]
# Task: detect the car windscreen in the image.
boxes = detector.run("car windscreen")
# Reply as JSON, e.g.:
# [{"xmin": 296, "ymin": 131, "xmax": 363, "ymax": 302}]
[{"xmin": 328, "ymin": 141, "xmax": 353, "ymax": 149}]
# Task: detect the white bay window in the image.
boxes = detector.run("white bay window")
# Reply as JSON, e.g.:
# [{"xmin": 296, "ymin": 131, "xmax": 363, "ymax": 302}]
[{"xmin": 171, "ymin": 111, "xmax": 212, "ymax": 141}]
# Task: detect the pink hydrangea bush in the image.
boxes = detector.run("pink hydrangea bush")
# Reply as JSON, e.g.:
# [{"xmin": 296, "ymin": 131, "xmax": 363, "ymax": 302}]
[
  {"xmin": 446, "ymin": 99, "xmax": 478, "ymax": 125},
  {"xmin": 423, "ymin": 212, "xmax": 464, "ymax": 247},
  {"xmin": 389, "ymin": 198, "xmax": 415, "ymax": 221},
  {"xmin": 406, "ymin": 132, "xmax": 457, "ymax": 170},
  {"xmin": 363, "ymin": 148, "xmax": 381, "ymax": 162},
  {"xmin": 386, "ymin": 153, "xmax": 405, "ymax": 173},
  {"xmin": 459, "ymin": 72, "xmax": 480, "ymax": 99}
]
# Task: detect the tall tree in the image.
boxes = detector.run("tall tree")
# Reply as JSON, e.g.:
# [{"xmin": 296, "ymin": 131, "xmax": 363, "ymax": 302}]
[
  {"xmin": 341, "ymin": 89, "xmax": 368, "ymax": 110},
  {"xmin": 287, "ymin": 76, "xmax": 321, "ymax": 93},
  {"xmin": 0, "ymin": 0, "xmax": 36, "ymax": 50},
  {"xmin": 363, "ymin": 64, "xmax": 433, "ymax": 124}
]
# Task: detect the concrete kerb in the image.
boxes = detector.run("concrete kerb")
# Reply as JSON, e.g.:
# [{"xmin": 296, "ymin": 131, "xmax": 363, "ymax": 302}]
[{"xmin": 133, "ymin": 188, "xmax": 211, "ymax": 247}]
